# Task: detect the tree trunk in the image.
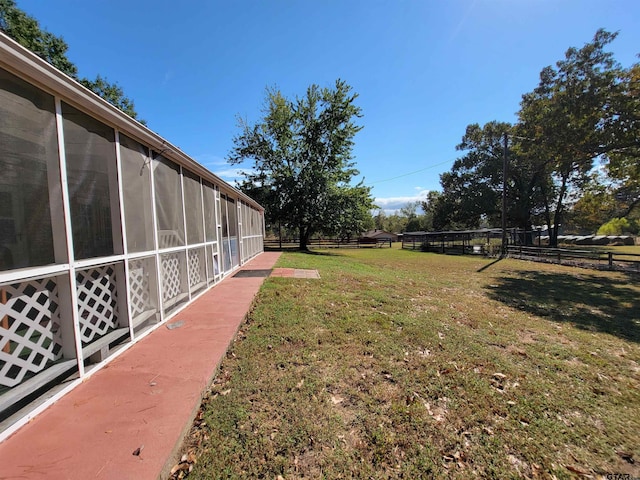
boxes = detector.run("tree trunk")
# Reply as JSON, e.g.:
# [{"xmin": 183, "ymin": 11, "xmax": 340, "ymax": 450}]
[
  {"xmin": 621, "ymin": 196, "xmax": 640, "ymax": 217},
  {"xmin": 540, "ymin": 184, "xmax": 554, "ymax": 247},
  {"xmin": 299, "ymin": 227, "xmax": 311, "ymax": 251},
  {"xmin": 550, "ymin": 172, "xmax": 570, "ymax": 247},
  {"xmin": 519, "ymin": 219, "xmax": 533, "ymax": 245}
]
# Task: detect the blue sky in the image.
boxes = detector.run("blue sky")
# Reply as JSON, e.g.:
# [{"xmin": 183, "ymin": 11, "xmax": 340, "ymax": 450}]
[{"xmin": 16, "ymin": 0, "xmax": 640, "ymax": 213}]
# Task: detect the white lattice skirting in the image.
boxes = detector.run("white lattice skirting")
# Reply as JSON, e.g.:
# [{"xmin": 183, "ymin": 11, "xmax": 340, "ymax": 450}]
[
  {"xmin": 188, "ymin": 250, "xmax": 202, "ymax": 287},
  {"xmin": 76, "ymin": 265, "xmax": 119, "ymax": 346},
  {"xmin": 161, "ymin": 254, "xmax": 182, "ymax": 302},
  {"xmin": 0, "ymin": 278, "xmax": 62, "ymax": 388},
  {"xmin": 129, "ymin": 261, "xmax": 152, "ymax": 318}
]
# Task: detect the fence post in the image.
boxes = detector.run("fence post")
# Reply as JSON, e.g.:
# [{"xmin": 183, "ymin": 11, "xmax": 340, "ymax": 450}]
[{"xmin": 608, "ymin": 252, "xmax": 613, "ymax": 268}]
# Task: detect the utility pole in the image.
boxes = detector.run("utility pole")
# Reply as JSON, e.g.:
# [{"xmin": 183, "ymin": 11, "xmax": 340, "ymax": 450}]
[{"xmin": 501, "ymin": 132, "xmax": 508, "ymax": 257}]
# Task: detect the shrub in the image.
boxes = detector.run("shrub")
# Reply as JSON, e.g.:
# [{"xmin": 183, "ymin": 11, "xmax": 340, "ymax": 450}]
[{"xmin": 597, "ymin": 217, "xmax": 639, "ymax": 235}]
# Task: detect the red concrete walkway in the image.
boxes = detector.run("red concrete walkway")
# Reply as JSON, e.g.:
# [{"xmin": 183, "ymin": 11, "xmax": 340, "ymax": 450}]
[{"xmin": 0, "ymin": 252, "xmax": 281, "ymax": 480}]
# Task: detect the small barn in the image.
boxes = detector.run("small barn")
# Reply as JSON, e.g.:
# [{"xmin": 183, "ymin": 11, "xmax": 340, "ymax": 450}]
[{"xmin": 361, "ymin": 230, "xmax": 399, "ymax": 242}]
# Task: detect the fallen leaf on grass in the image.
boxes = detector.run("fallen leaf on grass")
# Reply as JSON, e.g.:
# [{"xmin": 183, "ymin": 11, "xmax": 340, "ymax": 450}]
[
  {"xmin": 170, "ymin": 462, "xmax": 190, "ymax": 475},
  {"xmin": 616, "ymin": 450, "xmax": 635, "ymax": 464},
  {"xmin": 383, "ymin": 372, "xmax": 395, "ymax": 382},
  {"xmin": 453, "ymin": 450, "xmax": 466, "ymax": 468},
  {"xmin": 531, "ymin": 463, "xmax": 542, "ymax": 478},
  {"xmin": 564, "ymin": 464, "xmax": 591, "ymax": 476},
  {"xmin": 491, "ymin": 373, "xmax": 507, "ymax": 393},
  {"xmin": 182, "ymin": 453, "xmax": 197, "ymax": 464},
  {"xmin": 170, "ymin": 452, "xmax": 198, "ymax": 478},
  {"xmin": 424, "ymin": 401, "xmax": 447, "ymax": 422}
]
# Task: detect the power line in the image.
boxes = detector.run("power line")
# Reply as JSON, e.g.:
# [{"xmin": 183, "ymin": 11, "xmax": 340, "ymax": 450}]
[{"xmin": 368, "ymin": 159, "xmax": 453, "ymax": 185}]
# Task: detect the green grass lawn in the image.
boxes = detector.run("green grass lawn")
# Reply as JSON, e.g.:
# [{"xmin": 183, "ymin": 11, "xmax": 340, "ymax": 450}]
[
  {"xmin": 179, "ymin": 248, "xmax": 640, "ymax": 479},
  {"xmin": 599, "ymin": 245, "xmax": 640, "ymax": 255}
]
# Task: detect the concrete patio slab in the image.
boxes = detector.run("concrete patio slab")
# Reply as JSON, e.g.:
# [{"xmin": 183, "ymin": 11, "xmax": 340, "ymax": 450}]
[
  {"xmin": 0, "ymin": 251, "xmax": 281, "ymax": 480},
  {"xmin": 271, "ymin": 268, "xmax": 320, "ymax": 279}
]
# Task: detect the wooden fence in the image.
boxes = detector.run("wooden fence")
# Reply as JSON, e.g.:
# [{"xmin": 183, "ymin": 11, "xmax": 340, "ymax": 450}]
[
  {"xmin": 507, "ymin": 246, "xmax": 640, "ymax": 273},
  {"xmin": 264, "ymin": 238, "xmax": 393, "ymax": 249}
]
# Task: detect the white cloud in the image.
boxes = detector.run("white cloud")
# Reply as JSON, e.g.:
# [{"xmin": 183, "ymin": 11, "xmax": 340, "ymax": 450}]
[
  {"xmin": 213, "ymin": 167, "xmax": 254, "ymax": 183},
  {"xmin": 194, "ymin": 154, "xmax": 257, "ymax": 186},
  {"xmin": 191, "ymin": 153, "xmax": 252, "ymax": 182},
  {"xmin": 194, "ymin": 153, "xmax": 228, "ymax": 169},
  {"xmin": 374, "ymin": 189, "xmax": 430, "ymax": 215}
]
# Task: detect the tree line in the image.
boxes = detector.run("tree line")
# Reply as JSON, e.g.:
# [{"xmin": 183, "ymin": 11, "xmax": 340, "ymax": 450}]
[
  {"xmin": 423, "ymin": 30, "xmax": 639, "ymax": 246},
  {"xmin": 233, "ymin": 29, "xmax": 639, "ymax": 249}
]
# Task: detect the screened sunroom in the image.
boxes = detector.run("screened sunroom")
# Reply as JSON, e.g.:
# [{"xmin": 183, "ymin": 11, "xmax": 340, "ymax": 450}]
[{"xmin": 0, "ymin": 33, "xmax": 264, "ymax": 436}]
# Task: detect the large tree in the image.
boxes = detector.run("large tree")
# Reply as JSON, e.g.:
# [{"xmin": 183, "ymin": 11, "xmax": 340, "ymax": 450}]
[
  {"xmin": 435, "ymin": 122, "xmax": 509, "ymax": 230},
  {"xmin": 432, "ymin": 121, "xmax": 549, "ymax": 233},
  {"xmin": 517, "ymin": 29, "xmax": 629, "ymax": 245},
  {"xmin": 605, "ymin": 61, "xmax": 640, "ymax": 218},
  {"xmin": 228, "ymin": 80, "xmax": 374, "ymax": 250},
  {"xmin": 421, "ymin": 191, "xmax": 445, "ymax": 231},
  {"xmin": 0, "ymin": 0, "xmax": 143, "ymax": 122}
]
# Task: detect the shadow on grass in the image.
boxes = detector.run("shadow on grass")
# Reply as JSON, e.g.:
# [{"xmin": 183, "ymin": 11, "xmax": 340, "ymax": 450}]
[
  {"xmin": 265, "ymin": 246, "xmax": 343, "ymax": 257},
  {"xmin": 485, "ymin": 270, "xmax": 640, "ymax": 343},
  {"xmin": 477, "ymin": 257, "xmax": 503, "ymax": 272},
  {"xmin": 301, "ymin": 248, "xmax": 345, "ymax": 256}
]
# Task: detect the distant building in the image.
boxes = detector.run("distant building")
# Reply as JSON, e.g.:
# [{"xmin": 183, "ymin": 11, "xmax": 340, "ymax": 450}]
[{"xmin": 361, "ymin": 229, "xmax": 399, "ymax": 242}]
